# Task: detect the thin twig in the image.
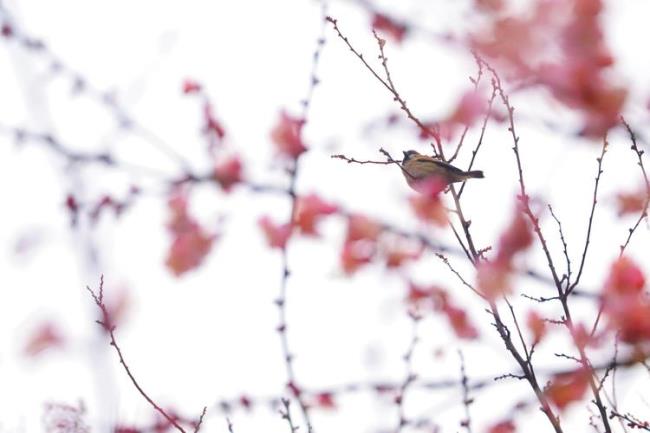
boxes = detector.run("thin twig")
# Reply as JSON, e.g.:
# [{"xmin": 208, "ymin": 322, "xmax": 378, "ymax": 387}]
[
  {"xmin": 609, "ymin": 411, "xmax": 650, "ymax": 432},
  {"xmin": 548, "ymin": 205, "xmax": 572, "ymax": 290},
  {"xmin": 279, "ymin": 399, "xmax": 300, "ymax": 433},
  {"xmin": 193, "ymin": 407, "xmax": 208, "ymax": 433},
  {"xmin": 504, "ymin": 297, "xmax": 530, "ymax": 362},
  {"xmin": 458, "ymin": 351, "xmax": 473, "ymax": 433},
  {"xmin": 619, "ymin": 117, "xmax": 650, "ymax": 255},
  {"xmin": 86, "ymin": 276, "xmax": 192, "ymax": 433},
  {"xmin": 326, "ymin": 16, "xmax": 442, "ymax": 154},
  {"xmin": 568, "ymin": 137, "xmax": 608, "ymax": 295},
  {"xmin": 396, "ymin": 311, "xmax": 421, "ymax": 432},
  {"xmin": 458, "ymin": 84, "xmax": 497, "ymax": 197},
  {"xmin": 434, "ymin": 253, "xmax": 485, "ymax": 299}
]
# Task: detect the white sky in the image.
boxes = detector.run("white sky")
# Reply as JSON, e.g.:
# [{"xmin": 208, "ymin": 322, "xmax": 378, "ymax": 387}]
[{"xmin": 1, "ymin": 0, "xmax": 649, "ymax": 432}]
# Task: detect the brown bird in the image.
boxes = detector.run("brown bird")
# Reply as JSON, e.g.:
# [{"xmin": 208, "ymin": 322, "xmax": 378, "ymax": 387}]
[{"xmin": 401, "ymin": 150, "xmax": 484, "ymax": 193}]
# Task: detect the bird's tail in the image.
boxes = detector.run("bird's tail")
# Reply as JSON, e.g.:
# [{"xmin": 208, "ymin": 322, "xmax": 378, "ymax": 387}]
[{"xmin": 465, "ymin": 170, "xmax": 484, "ymax": 179}]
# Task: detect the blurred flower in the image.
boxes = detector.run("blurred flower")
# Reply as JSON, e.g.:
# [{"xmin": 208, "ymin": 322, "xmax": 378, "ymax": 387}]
[
  {"xmin": 165, "ymin": 189, "xmax": 216, "ymax": 276},
  {"xmin": 213, "ymin": 154, "xmax": 244, "ymax": 191},
  {"xmin": 604, "ymin": 256, "xmax": 645, "ymax": 296},
  {"xmin": 293, "ymin": 194, "xmax": 338, "ymax": 235},
  {"xmin": 616, "ymin": 188, "xmax": 647, "ymax": 216},
  {"xmin": 473, "ymin": 0, "xmax": 626, "ymax": 136},
  {"xmin": 271, "ymin": 111, "xmax": 306, "ymax": 159},
  {"xmin": 43, "ymin": 402, "xmax": 89, "ymax": 433},
  {"xmin": 313, "ymin": 392, "xmax": 336, "ymax": 410},
  {"xmin": 475, "ymin": 0, "xmax": 504, "ymax": 13},
  {"xmin": 545, "ymin": 368, "xmax": 590, "ymax": 410},
  {"xmin": 182, "ymin": 79, "xmax": 202, "ymax": 95},
  {"xmin": 345, "ymin": 214, "xmax": 382, "ymax": 243},
  {"xmin": 203, "ymin": 102, "xmax": 226, "ymax": 140},
  {"xmin": 526, "ymin": 310, "xmax": 547, "ymax": 344},
  {"xmin": 340, "ymin": 239, "xmax": 375, "ymax": 274},
  {"xmin": 406, "ymin": 283, "xmax": 479, "ymax": 340},
  {"xmin": 382, "ymin": 238, "xmax": 422, "ymax": 269},
  {"xmin": 447, "ymin": 91, "xmax": 486, "ymax": 128},
  {"xmin": 444, "ymin": 304, "xmax": 479, "ymax": 339},
  {"xmin": 371, "ymin": 13, "xmax": 407, "ymax": 43},
  {"xmin": 259, "ymin": 216, "xmax": 292, "ymax": 249},
  {"xmin": 488, "ymin": 419, "xmax": 516, "ymax": 433},
  {"xmin": 496, "ymin": 210, "xmax": 533, "ymax": 263},
  {"xmin": 478, "ymin": 205, "xmax": 533, "ymax": 300},
  {"xmin": 24, "ymin": 322, "xmax": 64, "ymax": 357},
  {"xmin": 600, "ymin": 257, "xmax": 650, "ymax": 343},
  {"xmin": 409, "ymin": 178, "xmax": 447, "ymax": 226}
]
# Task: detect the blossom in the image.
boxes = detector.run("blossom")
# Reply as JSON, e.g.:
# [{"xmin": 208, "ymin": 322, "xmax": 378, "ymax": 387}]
[
  {"xmin": 213, "ymin": 154, "xmax": 243, "ymax": 191},
  {"xmin": 526, "ymin": 310, "xmax": 547, "ymax": 344},
  {"xmin": 24, "ymin": 322, "xmax": 64, "ymax": 357},
  {"xmin": 371, "ymin": 13, "xmax": 407, "ymax": 43},
  {"xmin": 182, "ymin": 79, "xmax": 202, "ymax": 94},
  {"xmin": 259, "ymin": 216, "xmax": 292, "ymax": 249},
  {"xmin": 165, "ymin": 189, "xmax": 216, "ymax": 276},
  {"xmin": 546, "ymin": 369, "xmax": 590, "ymax": 410},
  {"xmin": 293, "ymin": 194, "xmax": 338, "ymax": 235},
  {"xmin": 409, "ymin": 178, "xmax": 448, "ymax": 226},
  {"xmin": 271, "ymin": 111, "xmax": 306, "ymax": 159}
]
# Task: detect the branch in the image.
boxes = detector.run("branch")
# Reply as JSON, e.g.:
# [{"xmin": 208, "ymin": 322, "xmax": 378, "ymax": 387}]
[
  {"xmin": 395, "ymin": 312, "xmax": 420, "ymax": 432},
  {"xmin": 434, "ymin": 253, "xmax": 485, "ymax": 299},
  {"xmin": 273, "ymin": 7, "xmax": 330, "ymax": 431},
  {"xmin": 279, "ymin": 399, "xmax": 300, "ymax": 433},
  {"xmin": 548, "ymin": 205, "xmax": 572, "ymax": 289},
  {"xmin": 619, "ymin": 117, "xmax": 650, "ymax": 255},
  {"xmin": 488, "ymin": 303, "xmax": 563, "ymax": 433},
  {"xmin": 457, "ymin": 83, "xmax": 497, "ymax": 197},
  {"xmin": 326, "ymin": 16, "xmax": 442, "ymax": 154},
  {"xmin": 568, "ymin": 137, "xmax": 608, "ymax": 295},
  {"xmin": 0, "ymin": 15, "xmax": 193, "ymax": 171},
  {"xmin": 610, "ymin": 411, "xmax": 650, "ymax": 432},
  {"xmin": 86, "ymin": 276, "xmax": 205, "ymax": 433},
  {"xmin": 458, "ymin": 351, "xmax": 474, "ymax": 433},
  {"xmin": 492, "ymin": 65, "xmax": 612, "ymax": 432}
]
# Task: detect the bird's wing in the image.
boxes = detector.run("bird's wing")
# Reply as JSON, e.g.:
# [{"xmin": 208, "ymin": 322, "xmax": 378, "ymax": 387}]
[{"xmin": 412, "ymin": 156, "xmax": 466, "ymax": 176}]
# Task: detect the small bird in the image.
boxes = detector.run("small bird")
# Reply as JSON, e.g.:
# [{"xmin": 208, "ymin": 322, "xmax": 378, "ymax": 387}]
[{"xmin": 401, "ymin": 150, "xmax": 484, "ymax": 192}]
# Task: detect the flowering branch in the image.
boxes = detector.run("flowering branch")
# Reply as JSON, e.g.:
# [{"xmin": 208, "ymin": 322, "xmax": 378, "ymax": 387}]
[
  {"xmin": 273, "ymin": 5, "xmax": 329, "ymax": 431},
  {"xmin": 488, "ymin": 62, "xmax": 612, "ymax": 433}
]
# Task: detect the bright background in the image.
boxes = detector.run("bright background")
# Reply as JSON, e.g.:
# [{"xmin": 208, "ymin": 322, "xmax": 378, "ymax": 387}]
[{"xmin": 1, "ymin": 0, "xmax": 649, "ymax": 432}]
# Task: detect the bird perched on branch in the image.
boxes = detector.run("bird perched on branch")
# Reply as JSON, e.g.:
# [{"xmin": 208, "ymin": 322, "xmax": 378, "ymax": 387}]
[{"xmin": 401, "ymin": 150, "xmax": 484, "ymax": 193}]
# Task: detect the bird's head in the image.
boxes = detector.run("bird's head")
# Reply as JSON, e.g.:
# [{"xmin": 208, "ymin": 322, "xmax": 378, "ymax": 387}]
[{"xmin": 402, "ymin": 150, "xmax": 420, "ymax": 164}]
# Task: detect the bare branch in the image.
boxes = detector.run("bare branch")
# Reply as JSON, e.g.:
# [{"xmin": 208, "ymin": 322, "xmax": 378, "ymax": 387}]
[
  {"xmin": 396, "ymin": 312, "xmax": 421, "ymax": 432},
  {"xmin": 279, "ymin": 399, "xmax": 300, "ymax": 433},
  {"xmin": 86, "ymin": 276, "xmax": 192, "ymax": 433},
  {"xmin": 326, "ymin": 16, "xmax": 442, "ymax": 154},
  {"xmin": 458, "ymin": 351, "xmax": 474, "ymax": 433},
  {"xmin": 568, "ymin": 137, "xmax": 608, "ymax": 295},
  {"xmin": 619, "ymin": 117, "xmax": 650, "ymax": 255},
  {"xmin": 548, "ymin": 205, "xmax": 572, "ymax": 289}
]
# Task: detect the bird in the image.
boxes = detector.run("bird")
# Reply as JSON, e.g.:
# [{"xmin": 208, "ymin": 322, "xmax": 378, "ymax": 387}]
[{"xmin": 401, "ymin": 150, "xmax": 484, "ymax": 193}]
